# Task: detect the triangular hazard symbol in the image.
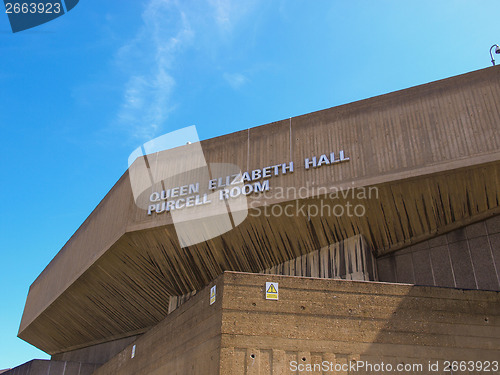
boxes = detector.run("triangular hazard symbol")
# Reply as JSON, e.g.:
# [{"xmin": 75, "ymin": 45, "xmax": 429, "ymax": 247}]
[{"xmin": 267, "ymin": 284, "xmax": 277, "ymax": 293}]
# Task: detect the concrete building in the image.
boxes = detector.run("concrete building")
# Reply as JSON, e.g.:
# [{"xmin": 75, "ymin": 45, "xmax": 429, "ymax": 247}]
[{"xmin": 8, "ymin": 66, "xmax": 500, "ymax": 374}]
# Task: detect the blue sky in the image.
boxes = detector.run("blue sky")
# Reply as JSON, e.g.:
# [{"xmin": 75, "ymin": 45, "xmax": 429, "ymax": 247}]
[{"xmin": 0, "ymin": 0, "xmax": 499, "ymax": 369}]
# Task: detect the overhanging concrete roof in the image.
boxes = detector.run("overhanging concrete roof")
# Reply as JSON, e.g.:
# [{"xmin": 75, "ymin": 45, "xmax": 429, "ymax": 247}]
[{"xmin": 19, "ymin": 66, "xmax": 500, "ymax": 354}]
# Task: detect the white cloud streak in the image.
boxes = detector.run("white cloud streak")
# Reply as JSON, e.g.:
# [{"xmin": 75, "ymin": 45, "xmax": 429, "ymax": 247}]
[
  {"xmin": 208, "ymin": 0, "xmax": 259, "ymax": 33},
  {"xmin": 223, "ymin": 72, "xmax": 248, "ymax": 89},
  {"xmin": 115, "ymin": 0, "xmax": 193, "ymax": 141},
  {"xmin": 114, "ymin": 0, "xmax": 260, "ymax": 142}
]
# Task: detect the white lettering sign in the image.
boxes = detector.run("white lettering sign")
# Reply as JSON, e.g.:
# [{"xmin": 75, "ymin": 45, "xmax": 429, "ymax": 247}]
[{"xmin": 146, "ymin": 150, "xmax": 349, "ymax": 216}]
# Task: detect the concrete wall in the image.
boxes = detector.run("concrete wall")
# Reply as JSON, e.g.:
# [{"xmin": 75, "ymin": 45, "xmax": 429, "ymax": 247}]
[
  {"xmin": 377, "ymin": 214, "xmax": 500, "ymax": 290},
  {"xmin": 92, "ymin": 271, "xmax": 500, "ymax": 374},
  {"xmin": 51, "ymin": 335, "xmax": 139, "ymax": 365},
  {"xmin": 93, "ymin": 277, "xmax": 223, "ymax": 375},
  {"xmin": 2, "ymin": 360, "xmax": 98, "ymax": 375},
  {"xmin": 219, "ymin": 272, "xmax": 499, "ymax": 374}
]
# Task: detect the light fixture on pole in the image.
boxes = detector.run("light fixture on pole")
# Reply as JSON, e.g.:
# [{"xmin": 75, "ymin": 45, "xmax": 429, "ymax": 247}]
[{"xmin": 490, "ymin": 44, "xmax": 500, "ymax": 66}]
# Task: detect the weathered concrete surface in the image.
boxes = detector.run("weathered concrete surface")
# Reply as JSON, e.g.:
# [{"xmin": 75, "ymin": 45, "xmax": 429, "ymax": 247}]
[
  {"xmin": 2, "ymin": 360, "xmax": 98, "ymax": 375},
  {"xmin": 93, "ymin": 272, "xmax": 500, "ymax": 375},
  {"xmin": 19, "ymin": 66, "xmax": 500, "ymax": 354}
]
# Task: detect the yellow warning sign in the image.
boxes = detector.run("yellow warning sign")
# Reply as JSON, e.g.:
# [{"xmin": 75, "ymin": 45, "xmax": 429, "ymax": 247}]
[
  {"xmin": 267, "ymin": 284, "xmax": 277, "ymax": 293},
  {"xmin": 265, "ymin": 282, "xmax": 279, "ymax": 300}
]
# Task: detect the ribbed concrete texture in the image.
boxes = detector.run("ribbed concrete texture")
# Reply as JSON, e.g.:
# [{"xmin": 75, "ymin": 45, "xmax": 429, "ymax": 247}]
[
  {"xmin": 378, "ymin": 214, "xmax": 500, "ymax": 290},
  {"xmin": 93, "ymin": 271, "xmax": 500, "ymax": 375},
  {"xmin": 260, "ymin": 234, "xmax": 378, "ymax": 281},
  {"xmin": 1, "ymin": 360, "xmax": 98, "ymax": 375}
]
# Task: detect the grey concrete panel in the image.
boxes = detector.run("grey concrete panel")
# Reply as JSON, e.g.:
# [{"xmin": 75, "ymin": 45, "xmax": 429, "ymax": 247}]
[
  {"xmin": 466, "ymin": 221, "xmax": 487, "ymax": 239},
  {"xmin": 489, "ymin": 233, "xmax": 500, "ymax": 285},
  {"xmin": 48, "ymin": 361, "xmax": 66, "ymax": 375},
  {"xmin": 428, "ymin": 234, "xmax": 447, "ymax": 248},
  {"xmin": 411, "ymin": 250, "xmax": 435, "ymax": 286},
  {"xmin": 376, "ymin": 258, "xmax": 396, "ymax": 283},
  {"xmin": 448, "ymin": 241, "xmax": 477, "ymax": 289},
  {"xmin": 62, "ymin": 362, "xmax": 80, "ymax": 375},
  {"xmin": 447, "ymin": 228, "xmax": 466, "ymax": 244},
  {"xmin": 51, "ymin": 335, "xmax": 138, "ymax": 364},
  {"xmin": 395, "ymin": 254, "xmax": 415, "ymax": 284},
  {"xmin": 430, "ymin": 245, "xmax": 455, "ymax": 288},
  {"xmin": 79, "ymin": 364, "xmax": 98, "ymax": 375},
  {"xmin": 3, "ymin": 361, "xmax": 99, "ymax": 375},
  {"xmin": 486, "ymin": 215, "xmax": 500, "ymax": 234},
  {"xmin": 469, "ymin": 237, "xmax": 500, "ymax": 290}
]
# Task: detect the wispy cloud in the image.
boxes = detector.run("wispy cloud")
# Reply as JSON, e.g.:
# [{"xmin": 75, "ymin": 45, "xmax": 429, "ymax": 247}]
[
  {"xmin": 209, "ymin": 0, "xmax": 232, "ymax": 30},
  {"xmin": 113, "ymin": 0, "xmax": 260, "ymax": 143},
  {"xmin": 114, "ymin": 0, "xmax": 193, "ymax": 141},
  {"xmin": 208, "ymin": 0, "xmax": 259, "ymax": 33},
  {"xmin": 223, "ymin": 72, "xmax": 248, "ymax": 89}
]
